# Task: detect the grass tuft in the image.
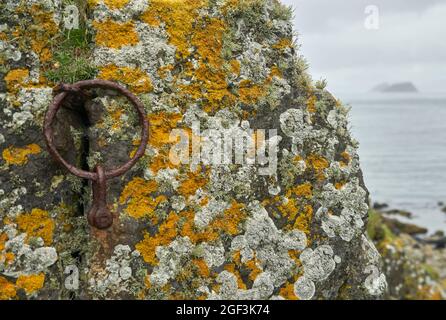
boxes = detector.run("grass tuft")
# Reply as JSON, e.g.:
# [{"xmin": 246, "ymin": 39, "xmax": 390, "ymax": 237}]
[{"xmin": 45, "ymin": 28, "xmax": 97, "ymax": 84}]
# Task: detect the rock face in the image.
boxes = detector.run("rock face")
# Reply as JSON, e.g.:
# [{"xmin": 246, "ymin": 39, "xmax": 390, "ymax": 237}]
[
  {"xmin": 368, "ymin": 210, "xmax": 446, "ymax": 299},
  {"xmin": 0, "ymin": 0, "xmax": 386, "ymax": 300}
]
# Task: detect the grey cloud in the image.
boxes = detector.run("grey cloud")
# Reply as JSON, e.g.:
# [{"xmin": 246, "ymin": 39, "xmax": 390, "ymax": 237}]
[{"xmin": 280, "ymin": 0, "xmax": 446, "ymax": 94}]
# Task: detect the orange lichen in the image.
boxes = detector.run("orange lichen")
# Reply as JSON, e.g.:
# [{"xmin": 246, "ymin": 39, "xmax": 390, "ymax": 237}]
[
  {"xmin": 16, "ymin": 208, "xmax": 55, "ymax": 245},
  {"xmin": 0, "ymin": 233, "xmax": 7, "ymax": 252},
  {"xmin": 119, "ymin": 178, "xmax": 166, "ymax": 219},
  {"xmin": 288, "ymin": 250, "xmax": 302, "ymax": 266},
  {"xmin": 265, "ymin": 184, "xmax": 314, "ymax": 237},
  {"xmin": 224, "ymin": 264, "xmax": 247, "ymax": 290},
  {"xmin": 87, "ymin": 0, "xmax": 100, "ymax": 8},
  {"xmin": 279, "ymin": 282, "xmax": 298, "ymax": 300},
  {"xmin": 230, "ymin": 60, "xmax": 241, "ymax": 76},
  {"xmin": 103, "ymin": 0, "xmax": 130, "ymax": 9},
  {"xmin": 149, "ymin": 154, "xmax": 177, "ymax": 173},
  {"xmin": 232, "ymin": 250, "xmax": 242, "ymax": 265},
  {"xmin": 4, "ymin": 69, "xmax": 29, "ymax": 93},
  {"xmin": 4, "ymin": 253, "xmax": 15, "ymax": 265},
  {"xmin": 0, "ymin": 276, "xmax": 16, "ymax": 300},
  {"xmin": 273, "ymin": 38, "xmax": 293, "ymax": 51},
  {"xmin": 140, "ymin": 0, "xmax": 207, "ymax": 58},
  {"xmin": 245, "ymin": 258, "xmax": 262, "ymax": 281},
  {"xmin": 180, "ymin": 201, "xmax": 246, "ymax": 244},
  {"xmin": 147, "ymin": 111, "xmax": 184, "ymax": 172},
  {"xmin": 269, "ymin": 66, "xmax": 284, "ymax": 79},
  {"xmin": 274, "ymin": 196, "xmax": 299, "ymax": 222},
  {"xmin": 2, "ymin": 144, "xmax": 42, "ymax": 166},
  {"xmin": 39, "ymin": 48, "xmax": 52, "ymax": 63},
  {"xmin": 335, "ymin": 182, "xmax": 346, "ymax": 190},
  {"xmin": 135, "ymin": 212, "xmax": 180, "ymax": 264},
  {"xmin": 98, "ymin": 65, "xmax": 153, "ymax": 94},
  {"xmin": 340, "ymin": 151, "xmax": 351, "ymax": 167},
  {"xmin": 144, "ymin": 275, "xmax": 151, "ymax": 289},
  {"xmin": 306, "ymin": 154, "xmax": 329, "ymax": 180},
  {"xmin": 238, "ymin": 80, "xmax": 264, "ymax": 105},
  {"xmin": 157, "ymin": 64, "xmax": 174, "ymax": 79},
  {"xmin": 93, "ymin": 19, "xmax": 139, "ymax": 49},
  {"xmin": 307, "ymin": 95, "xmax": 317, "ymax": 113},
  {"xmin": 141, "ymin": 2, "xmax": 237, "ymax": 113},
  {"xmin": 194, "ymin": 19, "xmax": 228, "ymax": 68},
  {"xmin": 237, "ymin": 66, "xmax": 284, "ymax": 108},
  {"xmin": 179, "ymin": 211, "xmax": 218, "ymax": 243},
  {"xmin": 16, "ymin": 273, "xmax": 45, "ymax": 294},
  {"xmin": 110, "ymin": 109, "xmax": 124, "ymax": 131},
  {"xmin": 178, "ymin": 171, "xmax": 208, "ymax": 197},
  {"xmin": 212, "ymin": 201, "xmax": 246, "ymax": 236},
  {"xmin": 148, "ymin": 112, "xmax": 183, "ymax": 148},
  {"xmin": 181, "ymin": 65, "xmax": 236, "ymax": 113},
  {"xmin": 289, "ymin": 183, "xmax": 313, "ymax": 199},
  {"xmin": 293, "ymin": 205, "xmax": 313, "ymax": 237},
  {"xmin": 193, "ymin": 259, "xmax": 210, "ymax": 278},
  {"xmin": 0, "ymin": 234, "xmax": 14, "ymax": 266},
  {"xmin": 28, "ymin": 6, "xmax": 58, "ymax": 63},
  {"xmin": 11, "ymin": 5, "xmax": 58, "ymax": 67},
  {"xmin": 200, "ymin": 197, "xmax": 209, "ymax": 206}
]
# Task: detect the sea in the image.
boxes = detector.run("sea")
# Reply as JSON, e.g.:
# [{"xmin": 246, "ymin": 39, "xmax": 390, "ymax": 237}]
[{"xmin": 339, "ymin": 92, "xmax": 446, "ymax": 234}]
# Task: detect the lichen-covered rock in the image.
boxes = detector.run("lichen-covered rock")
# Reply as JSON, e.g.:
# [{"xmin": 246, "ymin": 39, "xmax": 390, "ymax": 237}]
[
  {"xmin": 368, "ymin": 210, "xmax": 446, "ymax": 300},
  {"xmin": 1, "ymin": 0, "xmax": 386, "ymax": 300},
  {"xmin": 0, "ymin": 0, "xmax": 93, "ymax": 300}
]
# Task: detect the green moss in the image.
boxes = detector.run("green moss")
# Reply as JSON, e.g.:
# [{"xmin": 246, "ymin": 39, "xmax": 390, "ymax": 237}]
[
  {"xmin": 271, "ymin": 1, "xmax": 293, "ymax": 21},
  {"xmin": 315, "ymin": 79, "xmax": 328, "ymax": 91},
  {"xmin": 45, "ymin": 28, "xmax": 97, "ymax": 84},
  {"xmin": 422, "ymin": 264, "xmax": 440, "ymax": 281},
  {"xmin": 224, "ymin": 0, "xmax": 273, "ymax": 39},
  {"xmin": 366, "ymin": 209, "xmax": 396, "ymax": 243}
]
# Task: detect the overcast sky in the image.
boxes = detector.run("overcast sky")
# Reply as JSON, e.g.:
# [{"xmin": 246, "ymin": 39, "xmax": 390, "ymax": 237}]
[{"xmin": 281, "ymin": 0, "xmax": 446, "ymax": 95}]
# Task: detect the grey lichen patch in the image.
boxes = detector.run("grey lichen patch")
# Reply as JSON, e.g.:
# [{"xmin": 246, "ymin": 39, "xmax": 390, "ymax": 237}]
[
  {"xmin": 294, "ymin": 276, "xmax": 315, "ymax": 300},
  {"xmin": 300, "ymin": 245, "xmax": 336, "ymax": 281},
  {"xmin": 1, "ymin": 88, "xmax": 53, "ymax": 132},
  {"xmin": 316, "ymin": 179, "xmax": 369, "ymax": 242},
  {"xmin": 1, "ymin": 229, "xmax": 58, "ymax": 278},
  {"xmin": 230, "ymin": 201, "xmax": 307, "ymax": 288},
  {"xmin": 194, "ymin": 198, "xmax": 231, "ymax": 229},
  {"xmin": 208, "ymin": 270, "xmax": 275, "ymax": 300},
  {"xmin": 88, "ymin": 244, "xmax": 144, "ymax": 297},
  {"xmin": 0, "ymin": 187, "xmax": 27, "ymax": 218},
  {"xmin": 149, "ymin": 237, "xmax": 194, "ymax": 287},
  {"xmin": 361, "ymin": 235, "xmax": 387, "ymax": 297}
]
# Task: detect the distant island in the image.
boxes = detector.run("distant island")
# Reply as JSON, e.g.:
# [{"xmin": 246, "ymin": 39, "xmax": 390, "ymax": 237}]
[{"xmin": 372, "ymin": 82, "xmax": 418, "ymax": 93}]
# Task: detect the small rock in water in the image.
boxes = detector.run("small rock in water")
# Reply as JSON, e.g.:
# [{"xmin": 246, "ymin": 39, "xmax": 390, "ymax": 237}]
[
  {"xmin": 383, "ymin": 209, "xmax": 413, "ymax": 219},
  {"xmin": 373, "ymin": 202, "xmax": 389, "ymax": 210},
  {"xmin": 423, "ymin": 231, "xmax": 446, "ymax": 249},
  {"xmin": 382, "ymin": 217, "xmax": 427, "ymax": 236}
]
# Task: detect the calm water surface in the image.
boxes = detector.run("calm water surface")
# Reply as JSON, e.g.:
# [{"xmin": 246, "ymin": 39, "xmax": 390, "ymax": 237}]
[{"xmin": 341, "ymin": 93, "xmax": 446, "ymax": 233}]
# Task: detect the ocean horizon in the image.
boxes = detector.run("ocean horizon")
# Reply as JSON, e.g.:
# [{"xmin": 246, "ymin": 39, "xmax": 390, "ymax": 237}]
[{"xmin": 338, "ymin": 91, "xmax": 446, "ymax": 234}]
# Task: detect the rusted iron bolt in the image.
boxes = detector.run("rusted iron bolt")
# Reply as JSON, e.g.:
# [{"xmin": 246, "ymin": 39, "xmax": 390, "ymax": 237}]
[{"xmin": 43, "ymin": 80, "xmax": 149, "ymax": 230}]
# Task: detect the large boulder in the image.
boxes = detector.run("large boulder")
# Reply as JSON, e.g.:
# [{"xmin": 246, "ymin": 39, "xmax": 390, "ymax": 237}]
[{"xmin": 0, "ymin": 0, "xmax": 386, "ymax": 300}]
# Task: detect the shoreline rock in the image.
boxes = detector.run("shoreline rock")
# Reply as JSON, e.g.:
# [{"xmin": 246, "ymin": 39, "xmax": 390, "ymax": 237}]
[
  {"xmin": 367, "ymin": 209, "xmax": 446, "ymax": 299},
  {"xmin": 382, "ymin": 209, "xmax": 413, "ymax": 219}
]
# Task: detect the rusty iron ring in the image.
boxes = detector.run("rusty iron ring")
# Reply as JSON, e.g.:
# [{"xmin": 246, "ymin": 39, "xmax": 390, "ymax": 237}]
[{"xmin": 43, "ymin": 79, "xmax": 149, "ymax": 181}]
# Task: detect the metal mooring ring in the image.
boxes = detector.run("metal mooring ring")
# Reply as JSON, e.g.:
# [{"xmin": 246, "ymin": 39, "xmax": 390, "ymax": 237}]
[{"xmin": 43, "ymin": 80, "xmax": 149, "ymax": 229}]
